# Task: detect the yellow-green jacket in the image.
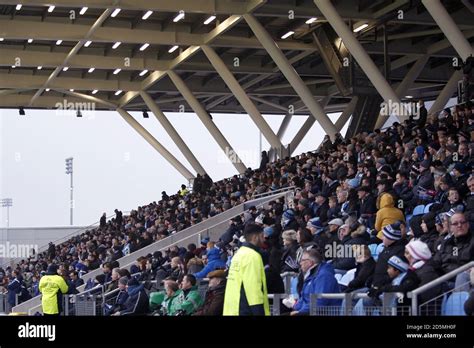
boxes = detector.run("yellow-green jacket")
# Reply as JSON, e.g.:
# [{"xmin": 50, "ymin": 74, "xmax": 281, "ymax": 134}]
[
  {"xmin": 223, "ymin": 243, "xmax": 269, "ymax": 316},
  {"xmin": 39, "ymin": 274, "xmax": 68, "ymax": 314}
]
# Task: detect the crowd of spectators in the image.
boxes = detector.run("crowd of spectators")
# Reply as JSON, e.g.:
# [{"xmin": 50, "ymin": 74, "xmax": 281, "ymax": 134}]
[{"xmin": 1, "ymin": 99, "xmax": 474, "ymax": 315}]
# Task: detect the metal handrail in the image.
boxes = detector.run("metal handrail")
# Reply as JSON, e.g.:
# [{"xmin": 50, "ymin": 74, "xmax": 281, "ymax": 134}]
[
  {"xmin": 408, "ymin": 261, "xmax": 474, "ymax": 316},
  {"xmin": 252, "ymin": 185, "xmax": 295, "ymax": 199}
]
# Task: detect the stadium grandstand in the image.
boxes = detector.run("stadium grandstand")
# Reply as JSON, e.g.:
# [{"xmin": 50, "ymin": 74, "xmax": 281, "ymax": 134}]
[{"xmin": 0, "ymin": 0, "xmax": 474, "ymax": 319}]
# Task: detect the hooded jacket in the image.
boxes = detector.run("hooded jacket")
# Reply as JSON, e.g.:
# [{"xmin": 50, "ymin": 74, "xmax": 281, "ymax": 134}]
[
  {"xmin": 375, "ymin": 193, "xmax": 405, "ymax": 239},
  {"xmin": 193, "ymin": 248, "xmax": 226, "ymax": 279}
]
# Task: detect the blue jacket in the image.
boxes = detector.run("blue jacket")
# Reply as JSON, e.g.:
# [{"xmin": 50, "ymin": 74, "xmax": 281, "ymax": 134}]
[
  {"xmin": 7, "ymin": 277, "xmax": 21, "ymax": 306},
  {"xmin": 294, "ymin": 262, "xmax": 341, "ymax": 314},
  {"xmin": 193, "ymin": 248, "xmax": 226, "ymax": 279}
]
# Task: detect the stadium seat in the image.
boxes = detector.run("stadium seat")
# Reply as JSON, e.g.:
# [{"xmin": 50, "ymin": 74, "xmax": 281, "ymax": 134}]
[
  {"xmin": 442, "ymin": 292, "xmax": 469, "ymax": 316},
  {"xmin": 368, "ymin": 244, "xmax": 379, "ymax": 261},
  {"xmin": 338, "ymin": 268, "xmax": 356, "ymax": 287},
  {"xmin": 412, "ymin": 204, "xmax": 426, "ymax": 217}
]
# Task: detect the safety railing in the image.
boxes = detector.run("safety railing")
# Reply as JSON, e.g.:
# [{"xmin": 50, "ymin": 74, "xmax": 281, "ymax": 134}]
[
  {"xmin": 309, "ymin": 292, "xmax": 409, "ymax": 316},
  {"xmin": 417, "ymin": 282, "xmax": 471, "ymax": 316},
  {"xmin": 0, "ymin": 293, "xmax": 6, "ymax": 314},
  {"xmin": 280, "ymin": 271, "xmax": 298, "ymax": 295},
  {"xmin": 408, "ymin": 261, "xmax": 474, "ymax": 316},
  {"xmin": 252, "ymin": 185, "xmax": 295, "ymax": 200},
  {"xmin": 14, "ymin": 189, "xmax": 294, "ymax": 314}
]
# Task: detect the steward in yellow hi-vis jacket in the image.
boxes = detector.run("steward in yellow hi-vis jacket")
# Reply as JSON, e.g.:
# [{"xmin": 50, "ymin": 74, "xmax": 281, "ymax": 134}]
[
  {"xmin": 39, "ymin": 264, "xmax": 69, "ymax": 315},
  {"xmin": 223, "ymin": 224, "xmax": 269, "ymax": 316}
]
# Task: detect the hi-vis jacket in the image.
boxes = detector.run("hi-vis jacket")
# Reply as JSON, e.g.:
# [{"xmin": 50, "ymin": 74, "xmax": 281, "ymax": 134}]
[
  {"xmin": 223, "ymin": 243, "xmax": 269, "ymax": 316},
  {"xmin": 39, "ymin": 274, "xmax": 68, "ymax": 314}
]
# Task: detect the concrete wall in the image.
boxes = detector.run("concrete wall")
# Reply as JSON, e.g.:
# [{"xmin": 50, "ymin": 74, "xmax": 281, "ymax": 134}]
[{"xmin": 0, "ymin": 226, "xmax": 86, "ymax": 267}]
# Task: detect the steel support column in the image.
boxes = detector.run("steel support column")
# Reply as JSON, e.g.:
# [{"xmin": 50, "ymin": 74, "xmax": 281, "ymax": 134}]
[
  {"xmin": 268, "ymin": 114, "xmax": 292, "ymax": 161},
  {"xmin": 244, "ymin": 14, "xmax": 338, "ymax": 140},
  {"xmin": 116, "ymin": 108, "xmax": 195, "ymax": 180},
  {"xmin": 140, "ymin": 92, "xmax": 207, "ymax": 176},
  {"xmin": 375, "ymin": 54, "xmax": 429, "ymax": 129},
  {"xmin": 422, "ymin": 0, "xmax": 474, "ymax": 61},
  {"xmin": 201, "ymin": 45, "xmax": 284, "ymax": 153},
  {"xmin": 288, "ymin": 97, "xmax": 330, "ymax": 155},
  {"xmin": 429, "ymin": 70, "xmax": 463, "ymax": 114},
  {"xmin": 167, "ymin": 70, "xmax": 247, "ymax": 173},
  {"xmin": 335, "ymin": 96, "xmax": 358, "ymax": 131},
  {"xmin": 315, "ymin": 0, "xmax": 406, "ymax": 122}
]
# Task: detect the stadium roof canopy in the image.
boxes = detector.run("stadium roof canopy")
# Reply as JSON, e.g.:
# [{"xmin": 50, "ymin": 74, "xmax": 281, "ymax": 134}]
[{"xmin": 0, "ymin": 0, "xmax": 472, "ymax": 115}]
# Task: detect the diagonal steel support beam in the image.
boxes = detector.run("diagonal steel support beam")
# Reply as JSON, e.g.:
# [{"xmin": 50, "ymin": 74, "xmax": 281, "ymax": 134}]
[
  {"xmin": 288, "ymin": 97, "xmax": 331, "ymax": 155},
  {"xmin": 315, "ymin": 0, "xmax": 406, "ymax": 124},
  {"xmin": 267, "ymin": 114, "xmax": 292, "ymax": 161},
  {"xmin": 28, "ymin": 8, "xmax": 112, "ymax": 106},
  {"xmin": 335, "ymin": 96, "xmax": 358, "ymax": 131},
  {"xmin": 421, "ymin": 0, "xmax": 474, "ymax": 61},
  {"xmin": 205, "ymin": 50, "xmax": 316, "ymax": 110},
  {"xmin": 140, "ymin": 92, "xmax": 207, "ymax": 176},
  {"xmin": 375, "ymin": 54, "xmax": 429, "ymax": 129},
  {"xmin": 244, "ymin": 14, "xmax": 338, "ymax": 139},
  {"xmin": 58, "ymin": 90, "xmax": 196, "ymax": 180},
  {"xmin": 117, "ymin": 108, "xmax": 195, "ymax": 180},
  {"xmin": 390, "ymin": 30, "xmax": 474, "ymax": 71},
  {"xmin": 429, "ymin": 70, "xmax": 463, "ymax": 114},
  {"xmin": 201, "ymin": 45, "xmax": 284, "ymax": 153},
  {"xmin": 167, "ymin": 70, "xmax": 247, "ymax": 174},
  {"xmin": 119, "ymin": 0, "xmax": 265, "ymax": 108}
]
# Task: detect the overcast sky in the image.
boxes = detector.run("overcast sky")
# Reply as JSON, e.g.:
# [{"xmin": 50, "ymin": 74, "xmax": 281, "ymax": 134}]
[{"xmin": 0, "ymin": 108, "xmax": 348, "ymax": 228}]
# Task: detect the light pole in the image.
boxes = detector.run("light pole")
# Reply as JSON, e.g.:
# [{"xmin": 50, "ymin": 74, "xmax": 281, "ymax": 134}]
[
  {"xmin": 65, "ymin": 157, "xmax": 73, "ymax": 225},
  {"xmin": 1, "ymin": 198, "xmax": 13, "ymax": 227}
]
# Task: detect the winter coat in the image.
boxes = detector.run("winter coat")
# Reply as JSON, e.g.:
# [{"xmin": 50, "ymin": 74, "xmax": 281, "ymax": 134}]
[
  {"xmin": 412, "ymin": 261, "xmax": 442, "ymax": 309},
  {"xmin": 280, "ymin": 242, "xmax": 299, "ymax": 273},
  {"xmin": 104, "ymin": 289, "xmax": 128, "ymax": 315},
  {"xmin": 193, "ymin": 282, "xmax": 226, "ymax": 316},
  {"xmin": 393, "ymin": 181, "xmax": 414, "ymax": 205},
  {"xmin": 223, "ymin": 243, "xmax": 269, "ymax": 316},
  {"xmin": 432, "ymin": 232, "xmax": 474, "ymax": 274},
  {"xmin": 39, "ymin": 273, "xmax": 69, "ymax": 315},
  {"xmin": 375, "ymin": 193, "xmax": 405, "ymax": 239},
  {"xmin": 378, "ymin": 269, "xmax": 419, "ymax": 295},
  {"xmin": 371, "ymin": 239, "xmax": 407, "ymax": 288},
  {"xmin": 419, "ymin": 229, "xmax": 440, "ymax": 254},
  {"xmin": 359, "ymin": 194, "xmax": 377, "ymax": 219},
  {"xmin": 312, "ymin": 202, "xmax": 329, "ymax": 224},
  {"xmin": 331, "ymin": 229, "xmax": 369, "ymax": 271},
  {"xmin": 265, "ymin": 266, "xmax": 285, "ymax": 295},
  {"xmin": 219, "ymin": 223, "xmax": 242, "ymax": 246},
  {"xmin": 120, "ymin": 284, "xmax": 149, "ymax": 316},
  {"xmin": 7, "ymin": 277, "xmax": 21, "ymax": 306},
  {"xmin": 293, "ymin": 263, "xmax": 341, "ymax": 314},
  {"xmin": 193, "ymin": 248, "xmax": 227, "ymax": 279},
  {"xmin": 345, "ymin": 257, "xmax": 376, "ymax": 292},
  {"xmin": 465, "ymin": 291, "xmax": 474, "ymax": 316}
]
